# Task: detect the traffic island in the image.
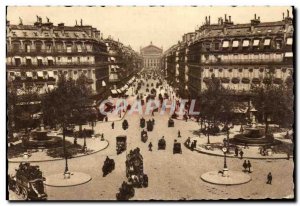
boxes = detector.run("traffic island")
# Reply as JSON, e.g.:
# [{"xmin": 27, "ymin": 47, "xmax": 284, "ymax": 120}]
[
  {"xmin": 45, "ymin": 172, "xmax": 92, "ymax": 187},
  {"xmin": 201, "ymin": 170, "xmax": 251, "ymax": 185}
]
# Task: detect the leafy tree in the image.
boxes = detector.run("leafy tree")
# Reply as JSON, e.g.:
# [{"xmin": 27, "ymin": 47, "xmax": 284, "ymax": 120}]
[
  {"xmin": 200, "ymin": 75, "xmax": 233, "ymax": 127},
  {"xmin": 251, "ymin": 75, "xmax": 294, "ymax": 131},
  {"xmin": 42, "ymin": 74, "xmax": 94, "ymax": 173},
  {"xmin": 8, "ymin": 83, "xmax": 40, "ymax": 133}
]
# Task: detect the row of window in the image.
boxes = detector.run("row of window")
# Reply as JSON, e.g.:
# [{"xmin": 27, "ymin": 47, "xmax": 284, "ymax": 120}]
[
  {"xmin": 10, "ymin": 56, "xmax": 94, "ymax": 66},
  {"xmin": 9, "ymin": 41, "xmax": 106, "ymax": 53},
  {"xmin": 201, "ymin": 37, "xmax": 293, "ymax": 51}
]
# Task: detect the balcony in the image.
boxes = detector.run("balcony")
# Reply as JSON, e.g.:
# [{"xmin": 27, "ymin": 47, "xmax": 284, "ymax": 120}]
[
  {"xmin": 7, "ymin": 61, "xmax": 110, "ymax": 69},
  {"xmin": 7, "ymin": 47, "xmax": 108, "ymax": 56}
]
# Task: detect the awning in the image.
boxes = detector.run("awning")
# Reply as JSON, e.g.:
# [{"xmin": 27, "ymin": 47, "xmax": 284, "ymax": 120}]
[
  {"xmin": 110, "ymin": 57, "xmax": 116, "ymax": 61},
  {"xmin": 25, "ymin": 56, "xmax": 31, "ymax": 59},
  {"xmin": 15, "ymin": 72, "xmax": 21, "ymax": 77},
  {"xmin": 264, "ymin": 39, "xmax": 271, "ymax": 46},
  {"xmin": 47, "ymin": 56, "xmax": 54, "ymax": 60},
  {"xmin": 111, "ymin": 89, "xmax": 118, "ymax": 94},
  {"xmin": 48, "ymin": 85, "xmax": 54, "ymax": 90},
  {"xmin": 102, "ymin": 80, "xmax": 106, "ymax": 87},
  {"xmin": 253, "ymin": 39, "xmax": 260, "ymax": 46},
  {"xmin": 287, "ymin": 38, "xmax": 293, "ymax": 45},
  {"xmin": 117, "ymin": 89, "xmax": 122, "ymax": 94},
  {"xmin": 124, "ymin": 85, "xmax": 129, "ymax": 89},
  {"xmin": 232, "ymin": 40, "xmax": 239, "ymax": 47},
  {"xmin": 37, "ymin": 71, "xmax": 43, "ymax": 78},
  {"xmin": 120, "ymin": 87, "xmax": 125, "ymax": 91},
  {"xmin": 242, "ymin": 40, "xmax": 250, "ymax": 47},
  {"xmin": 285, "ymin": 52, "xmax": 293, "ymax": 57},
  {"xmin": 37, "ymin": 56, "xmax": 43, "ymax": 60},
  {"xmin": 48, "ymin": 71, "xmax": 54, "ymax": 78},
  {"xmin": 222, "ymin": 41, "xmax": 229, "ymax": 48},
  {"xmin": 26, "ymin": 72, "xmax": 33, "ymax": 77}
]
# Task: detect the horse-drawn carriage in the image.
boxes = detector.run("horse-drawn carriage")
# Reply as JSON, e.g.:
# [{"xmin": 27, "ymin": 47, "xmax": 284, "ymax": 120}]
[
  {"xmin": 8, "ymin": 162, "xmax": 47, "ymax": 200},
  {"xmin": 146, "ymin": 120, "xmax": 153, "ymax": 132},
  {"xmin": 141, "ymin": 130, "xmax": 148, "ymax": 143},
  {"xmin": 173, "ymin": 141, "xmax": 182, "ymax": 154},
  {"xmin": 116, "ymin": 136, "xmax": 127, "ymax": 155},
  {"xmin": 116, "ymin": 181, "xmax": 135, "ymax": 200},
  {"xmin": 102, "ymin": 157, "xmax": 115, "ymax": 177},
  {"xmin": 140, "ymin": 118, "xmax": 145, "ymax": 128},
  {"xmin": 168, "ymin": 118, "xmax": 174, "ymax": 127},
  {"xmin": 158, "ymin": 137, "xmax": 166, "ymax": 150},
  {"xmin": 126, "ymin": 148, "xmax": 148, "ymax": 188}
]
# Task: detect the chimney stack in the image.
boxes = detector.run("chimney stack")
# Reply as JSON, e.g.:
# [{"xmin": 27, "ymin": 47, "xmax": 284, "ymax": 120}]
[
  {"xmin": 229, "ymin": 16, "xmax": 231, "ymax": 22},
  {"xmin": 283, "ymin": 12, "xmax": 285, "ymax": 20},
  {"xmin": 287, "ymin": 9, "xmax": 289, "ymax": 18},
  {"xmin": 209, "ymin": 16, "xmax": 211, "ymax": 24},
  {"xmin": 225, "ymin": 14, "xmax": 227, "ymax": 22},
  {"xmin": 254, "ymin": 14, "xmax": 256, "ymax": 19}
]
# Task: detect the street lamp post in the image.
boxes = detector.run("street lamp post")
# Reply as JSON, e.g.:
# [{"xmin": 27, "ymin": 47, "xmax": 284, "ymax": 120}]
[
  {"xmin": 222, "ymin": 147, "xmax": 229, "ymax": 177},
  {"xmin": 83, "ymin": 129, "xmax": 87, "ymax": 153},
  {"xmin": 226, "ymin": 129, "xmax": 230, "ymax": 149}
]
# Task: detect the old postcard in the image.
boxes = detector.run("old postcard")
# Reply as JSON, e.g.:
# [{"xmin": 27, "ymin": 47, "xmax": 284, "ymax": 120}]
[{"xmin": 6, "ymin": 6, "xmax": 294, "ymax": 201}]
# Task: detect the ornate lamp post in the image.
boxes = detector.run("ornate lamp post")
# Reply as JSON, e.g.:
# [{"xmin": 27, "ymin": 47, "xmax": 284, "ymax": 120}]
[
  {"xmin": 83, "ymin": 129, "xmax": 87, "ymax": 153},
  {"xmin": 207, "ymin": 126, "xmax": 210, "ymax": 144},
  {"xmin": 222, "ymin": 147, "xmax": 228, "ymax": 177}
]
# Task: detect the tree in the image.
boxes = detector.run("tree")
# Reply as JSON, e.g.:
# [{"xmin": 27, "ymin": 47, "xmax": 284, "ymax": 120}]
[
  {"xmin": 8, "ymin": 83, "xmax": 40, "ymax": 133},
  {"xmin": 42, "ymin": 75, "xmax": 79, "ymax": 173},
  {"xmin": 251, "ymin": 75, "xmax": 294, "ymax": 130},
  {"xmin": 200, "ymin": 75, "xmax": 233, "ymax": 127}
]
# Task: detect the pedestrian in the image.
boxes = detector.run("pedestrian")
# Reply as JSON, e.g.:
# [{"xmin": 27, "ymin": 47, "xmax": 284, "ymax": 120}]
[
  {"xmin": 152, "ymin": 110, "xmax": 154, "ymax": 116},
  {"xmin": 148, "ymin": 142, "xmax": 153, "ymax": 151},
  {"xmin": 185, "ymin": 137, "xmax": 191, "ymax": 148},
  {"xmin": 235, "ymin": 147, "xmax": 239, "ymax": 157},
  {"xmin": 239, "ymin": 150, "xmax": 244, "ymax": 159},
  {"xmin": 178, "ymin": 130, "xmax": 181, "ymax": 138},
  {"xmin": 105, "ymin": 116, "xmax": 108, "ymax": 122},
  {"xmin": 247, "ymin": 160, "xmax": 252, "ymax": 173},
  {"xmin": 266, "ymin": 172, "xmax": 272, "ymax": 184},
  {"xmin": 111, "ymin": 122, "xmax": 115, "ymax": 129},
  {"xmin": 243, "ymin": 160, "xmax": 247, "ymax": 172}
]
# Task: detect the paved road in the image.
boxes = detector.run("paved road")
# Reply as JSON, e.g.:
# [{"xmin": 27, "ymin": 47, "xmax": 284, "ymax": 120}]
[{"xmin": 8, "ymin": 77, "xmax": 294, "ymax": 200}]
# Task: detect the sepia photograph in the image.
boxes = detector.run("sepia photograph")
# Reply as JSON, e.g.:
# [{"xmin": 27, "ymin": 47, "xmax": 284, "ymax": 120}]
[{"xmin": 6, "ymin": 6, "xmax": 294, "ymax": 201}]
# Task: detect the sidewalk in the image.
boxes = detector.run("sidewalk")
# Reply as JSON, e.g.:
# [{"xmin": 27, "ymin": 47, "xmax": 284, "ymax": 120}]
[
  {"xmin": 8, "ymin": 135, "xmax": 109, "ymax": 163},
  {"xmin": 187, "ymin": 128, "xmax": 293, "ymax": 160}
]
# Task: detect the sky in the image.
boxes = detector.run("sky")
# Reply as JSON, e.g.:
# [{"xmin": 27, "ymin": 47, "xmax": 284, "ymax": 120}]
[{"xmin": 7, "ymin": 6, "xmax": 293, "ymax": 52}]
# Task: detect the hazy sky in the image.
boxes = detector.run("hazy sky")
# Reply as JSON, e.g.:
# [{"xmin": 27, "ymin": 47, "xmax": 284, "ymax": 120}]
[{"xmin": 7, "ymin": 6, "xmax": 293, "ymax": 52}]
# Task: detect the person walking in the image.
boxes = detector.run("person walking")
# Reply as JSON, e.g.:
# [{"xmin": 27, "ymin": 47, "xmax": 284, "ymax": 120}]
[
  {"xmin": 266, "ymin": 172, "xmax": 272, "ymax": 184},
  {"xmin": 243, "ymin": 160, "xmax": 247, "ymax": 172},
  {"xmin": 111, "ymin": 122, "xmax": 115, "ymax": 129},
  {"xmin": 148, "ymin": 142, "xmax": 153, "ymax": 151},
  {"xmin": 178, "ymin": 130, "xmax": 181, "ymax": 138},
  {"xmin": 239, "ymin": 150, "xmax": 244, "ymax": 159},
  {"xmin": 247, "ymin": 160, "xmax": 252, "ymax": 173},
  {"xmin": 235, "ymin": 147, "xmax": 239, "ymax": 157}
]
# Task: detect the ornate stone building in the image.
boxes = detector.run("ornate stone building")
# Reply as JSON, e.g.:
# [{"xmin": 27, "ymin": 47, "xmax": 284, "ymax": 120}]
[
  {"xmin": 6, "ymin": 17, "xmax": 109, "ymax": 97},
  {"xmin": 162, "ymin": 12, "xmax": 294, "ymax": 99},
  {"xmin": 105, "ymin": 38, "xmax": 142, "ymax": 94},
  {"xmin": 140, "ymin": 42, "xmax": 163, "ymax": 70}
]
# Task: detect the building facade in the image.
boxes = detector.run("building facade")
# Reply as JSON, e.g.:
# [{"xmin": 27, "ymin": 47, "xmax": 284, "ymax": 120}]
[
  {"xmin": 162, "ymin": 12, "xmax": 294, "ymax": 99},
  {"xmin": 105, "ymin": 38, "xmax": 142, "ymax": 94},
  {"xmin": 140, "ymin": 42, "xmax": 163, "ymax": 70}
]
